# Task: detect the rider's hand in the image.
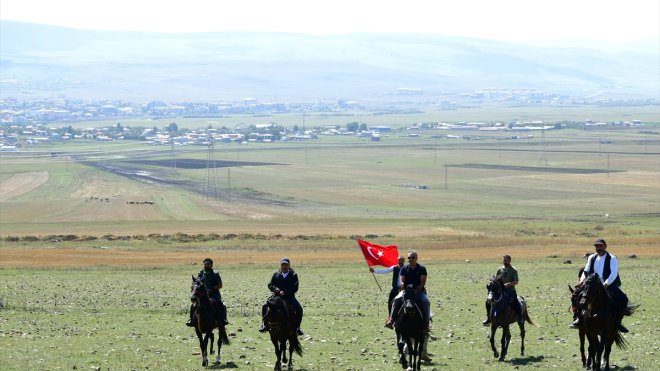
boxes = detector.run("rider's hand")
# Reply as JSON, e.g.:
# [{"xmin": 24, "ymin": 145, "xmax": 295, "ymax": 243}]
[
  {"xmin": 369, "ymin": 267, "xmax": 374, "ymax": 273},
  {"xmin": 603, "ymin": 283, "xmax": 609, "ymax": 289},
  {"xmin": 279, "ymin": 291, "xmax": 285, "ymax": 296}
]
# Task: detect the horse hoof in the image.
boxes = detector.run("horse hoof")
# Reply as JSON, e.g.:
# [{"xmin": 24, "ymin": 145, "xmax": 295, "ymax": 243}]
[
  {"xmin": 202, "ymin": 360, "xmax": 208, "ymax": 367},
  {"xmin": 493, "ymin": 352, "xmax": 499, "ymax": 358}
]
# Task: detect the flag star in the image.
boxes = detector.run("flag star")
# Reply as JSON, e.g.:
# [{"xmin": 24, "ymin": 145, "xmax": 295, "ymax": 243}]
[{"xmin": 377, "ymin": 250, "xmax": 383, "ymax": 258}]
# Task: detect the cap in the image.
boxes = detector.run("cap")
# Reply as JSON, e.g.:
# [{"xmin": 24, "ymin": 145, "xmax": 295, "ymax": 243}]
[
  {"xmin": 593, "ymin": 238, "xmax": 607, "ymax": 246},
  {"xmin": 280, "ymin": 257, "xmax": 290, "ymax": 265}
]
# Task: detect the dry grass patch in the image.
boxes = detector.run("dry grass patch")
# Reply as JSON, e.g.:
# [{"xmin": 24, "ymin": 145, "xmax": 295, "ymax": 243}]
[{"xmin": 0, "ymin": 171, "xmax": 48, "ymax": 201}]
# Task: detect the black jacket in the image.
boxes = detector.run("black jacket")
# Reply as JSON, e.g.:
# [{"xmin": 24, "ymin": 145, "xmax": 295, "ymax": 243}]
[{"xmin": 268, "ymin": 270, "xmax": 299, "ymax": 297}]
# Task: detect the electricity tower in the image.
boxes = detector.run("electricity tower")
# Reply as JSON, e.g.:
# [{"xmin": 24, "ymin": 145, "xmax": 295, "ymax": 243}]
[{"xmin": 205, "ymin": 139, "xmax": 220, "ymax": 200}]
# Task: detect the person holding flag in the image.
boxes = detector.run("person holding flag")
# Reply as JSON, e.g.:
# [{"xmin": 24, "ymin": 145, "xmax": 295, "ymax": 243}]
[{"xmin": 369, "ymin": 256, "xmax": 405, "ymax": 315}]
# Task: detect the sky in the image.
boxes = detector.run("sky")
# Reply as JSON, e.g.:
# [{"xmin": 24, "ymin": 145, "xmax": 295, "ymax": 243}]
[{"xmin": 1, "ymin": 0, "xmax": 659, "ymax": 43}]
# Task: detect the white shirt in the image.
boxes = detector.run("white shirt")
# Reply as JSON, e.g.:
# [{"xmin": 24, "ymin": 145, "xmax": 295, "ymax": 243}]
[
  {"xmin": 583, "ymin": 253, "xmax": 618, "ymax": 286},
  {"xmin": 372, "ymin": 265, "xmax": 402, "ymax": 287},
  {"xmin": 281, "ymin": 271, "xmax": 290, "ymax": 279}
]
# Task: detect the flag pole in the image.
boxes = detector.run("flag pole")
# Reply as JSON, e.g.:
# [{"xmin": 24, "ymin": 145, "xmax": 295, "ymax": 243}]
[{"xmin": 368, "ymin": 264, "xmax": 384, "ymax": 292}]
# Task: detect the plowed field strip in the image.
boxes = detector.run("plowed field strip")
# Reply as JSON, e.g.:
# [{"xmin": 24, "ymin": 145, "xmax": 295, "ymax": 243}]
[
  {"xmin": 0, "ymin": 171, "xmax": 48, "ymax": 201},
  {"xmin": 2, "ymin": 245, "xmax": 657, "ymax": 268}
]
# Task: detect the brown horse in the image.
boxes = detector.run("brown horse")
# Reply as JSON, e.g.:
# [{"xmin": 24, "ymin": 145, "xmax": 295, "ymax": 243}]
[
  {"xmin": 264, "ymin": 294, "xmax": 303, "ymax": 370},
  {"xmin": 486, "ymin": 275, "xmax": 537, "ymax": 361},
  {"xmin": 576, "ymin": 273, "xmax": 636, "ymax": 370},
  {"xmin": 190, "ymin": 276, "xmax": 230, "ymax": 367}
]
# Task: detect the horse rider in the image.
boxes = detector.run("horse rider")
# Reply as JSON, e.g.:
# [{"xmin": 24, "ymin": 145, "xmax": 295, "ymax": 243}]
[
  {"xmin": 570, "ymin": 238, "xmax": 629, "ymax": 333},
  {"xmin": 259, "ymin": 257, "xmax": 305, "ymax": 336},
  {"xmin": 483, "ymin": 255, "xmax": 523, "ymax": 326},
  {"xmin": 369, "ymin": 255, "xmax": 405, "ymax": 317},
  {"xmin": 187, "ymin": 258, "xmax": 229, "ymax": 327},
  {"xmin": 385, "ymin": 250, "xmax": 431, "ymax": 332}
]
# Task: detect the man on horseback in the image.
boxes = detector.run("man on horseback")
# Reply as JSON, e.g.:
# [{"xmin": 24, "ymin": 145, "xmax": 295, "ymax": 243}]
[
  {"xmin": 259, "ymin": 257, "xmax": 304, "ymax": 336},
  {"xmin": 483, "ymin": 255, "xmax": 523, "ymax": 326},
  {"xmin": 570, "ymin": 238, "xmax": 629, "ymax": 333},
  {"xmin": 385, "ymin": 250, "xmax": 430, "ymax": 332},
  {"xmin": 187, "ymin": 258, "xmax": 229, "ymax": 327}
]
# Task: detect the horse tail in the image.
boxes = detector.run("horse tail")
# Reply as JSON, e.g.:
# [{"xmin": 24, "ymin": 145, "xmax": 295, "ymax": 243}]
[
  {"xmin": 524, "ymin": 309, "xmax": 539, "ymax": 327},
  {"xmin": 290, "ymin": 334, "xmax": 304, "ymax": 356},
  {"xmin": 520, "ymin": 299, "xmax": 539, "ymax": 327},
  {"xmin": 218, "ymin": 325, "xmax": 230, "ymax": 345},
  {"xmin": 623, "ymin": 302, "xmax": 639, "ymax": 317},
  {"xmin": 613, "ymin": 328, "xmax": 627, "ymax": 349}
]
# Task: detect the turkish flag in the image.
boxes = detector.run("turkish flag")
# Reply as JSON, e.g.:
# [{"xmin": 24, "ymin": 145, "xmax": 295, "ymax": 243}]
[{"xmin": 357, "ymin": 239, "xmax": 400, "ymax": 267}]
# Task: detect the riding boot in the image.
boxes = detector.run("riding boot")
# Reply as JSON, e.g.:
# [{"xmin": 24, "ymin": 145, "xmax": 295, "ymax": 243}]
[
  {"xmin": 569, "ymin": 317, "xmax": 581, "ymax": 329},
  {"xmin": 482, "ymin": 301, "xmax": 491, "ymax": 326},
  {"xmin": 186, "ymin": 304, "xmax": 195, "ymax": 327},
  {"xmin": 420, "ymin": 333, "xmax": 432, "ymax": 362}
]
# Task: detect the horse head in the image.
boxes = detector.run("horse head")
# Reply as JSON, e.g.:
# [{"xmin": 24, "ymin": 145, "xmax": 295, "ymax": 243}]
[
  {"xmin": 578, "ymin": 273, "xmax": 604, "ymax": 316},
  {"xmin": 487, "ymin": 275, "xmax": 503, "ymax": 303},
  {"xmin": 265, "ymin": 294, "xmax": 287, "ymax": 323},
  {"xmin": 191, "ymin": 276, "xmax": 208, "ymax": 303}
]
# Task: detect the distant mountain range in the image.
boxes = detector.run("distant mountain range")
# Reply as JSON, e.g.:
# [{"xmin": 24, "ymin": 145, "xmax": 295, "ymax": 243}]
[{"xmin": 1, "ymin": 21, "xmax": 658, "ymax": 101}]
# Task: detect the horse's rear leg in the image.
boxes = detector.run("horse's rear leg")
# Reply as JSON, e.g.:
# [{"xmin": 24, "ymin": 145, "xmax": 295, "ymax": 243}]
[
  {"xmin": 209, "ymin": 332, "xmax": 215, "ymax": 354},
  {"xmin": 215, "ymin": 330, "xmax": 222, "ymax": 364},
  {"xmin": 272, "ymin": 339, "xmax": 282, "ymax": 371}
]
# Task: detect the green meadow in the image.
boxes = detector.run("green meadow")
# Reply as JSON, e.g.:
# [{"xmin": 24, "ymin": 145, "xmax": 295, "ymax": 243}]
[{"xmin": 0, "ymin": 259, "xmax": 658, "ymax": 370}]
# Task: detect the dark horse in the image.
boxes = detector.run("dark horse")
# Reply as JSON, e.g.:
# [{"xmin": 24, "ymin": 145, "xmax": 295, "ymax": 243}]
[
  {"xmin": 190, "ymin": 276, "xmax": 230, "ymax": 367},
  {"xmin": 574, "ymin": 273, "xmax": 637, "ymax": 370},
  {"xmin": 486, "ymin": 275, "xmax": 536, "ymax": 362},
  {"xmin": 394, "ymin": 287, "xmax": 425, "ymax": 370},
  {"xmin": 569, "ymin": 283, "xmax": 589, "ymax": 368},
  {"xmin": 264, "ymin": 294, "xmax": 303, "ymax": 370}
]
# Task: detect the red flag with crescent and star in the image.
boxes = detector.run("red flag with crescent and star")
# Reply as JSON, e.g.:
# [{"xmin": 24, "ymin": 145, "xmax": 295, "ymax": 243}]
[{"xmin": 357, "ymin": 239, "xmax": 399, "ymax": 268}]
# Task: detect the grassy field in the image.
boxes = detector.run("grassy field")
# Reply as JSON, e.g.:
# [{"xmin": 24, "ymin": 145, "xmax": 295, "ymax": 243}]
[
  {"xmin": 1, "ymin": 110, "xmax": 658, "ymax": 369},
  {"xmin": 0, "ymin": 257, "xmax": 657, "ymax": 370},
  {"xmin": 63, "ymin": 105, "xmax": 660, "ymax": 130}
]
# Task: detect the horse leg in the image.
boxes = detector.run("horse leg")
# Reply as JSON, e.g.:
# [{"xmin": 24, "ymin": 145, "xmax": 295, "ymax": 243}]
[
  {"xmin": 415, "ymin": 337, "xmax": 423, "ymax": 371},
  {"xmin": 587, "ymin": 333, "xmax": 597, "ymax": 370},
  {"xmin": 272, "ymin": 338, "xmax": 282, "ymax": 371},
  {"xmin": 603, "ymin": 339, "xmax": 613, "ymax": 371},
  {"xmin": 202, "ymin": 332, "xmax": 210, "ymax": 367},
  {"xmin": 595, "ymin": 331, "xmax": 607, "ymax": 371},
  {"xmin": 288, "ymin": 340, "xmax": 294, "ymax": 369},
  {"xmin": 499, "ymin": 326, "xmax": 509, "ymax": 361},
  {"xmin": 406, "ymin": 338, "xmax": 414, "ymax": 370},
  {"xmin": 209, "ymin": 331, "xmax": 215, "ymax": 354},
  {"xmin": 215, "ymin": 328, "xmax": 222, "ymax": 364},
  {"xmin": 282, "ymin": 337, "xmax": 288, "ymax": 364},
  {"xmin": 490, "ymin": 326, "xmax": 499, "ymax": 359},
  {"xmin": 579, "ymin": 328, "xmax": 586, "ymax": 367},
  {"xmin": 519, "ymin": 321, "xmax": 525, "ymax": 356}
]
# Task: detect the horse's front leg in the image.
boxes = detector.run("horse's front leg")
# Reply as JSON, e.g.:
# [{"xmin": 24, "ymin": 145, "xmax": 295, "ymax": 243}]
[
  {"xmin": 281, "ymin": 337, "xmax": 288, "ymax": 364},
  {"xmin": 272, "ymin": 338, "xmax": 282, "ymax": 371},
  {"xmin": 201, "ymin": 332, "xmax": 210, "ymax": 367},
  {"xmin": 519, "ymin": 320, "xmax": 525, "ymax": 356},
  {"xmin": 209, "ymin": 331, "xmax": 215, "ymax": 354},
  {"xmin": 415, "ymin": 338, "xmax": 422, "ymax": 370},
  {"xmin": 595, "ymin": 331, "xmax": 606, "ymax": 371},
  {"xmin": 406, "ymin": 339, "xmax": 414, "ymax": 370},
  {"xmin": 499, "ymin": 325, "xmax": 510, "ymax": 361},
  {"xmin": 579, "ymin": 329, "xmax": 586, "ymax": 367},
  {"xmin": 490, "ymin": 326, "xmax": 499, "ymax": 359}
]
